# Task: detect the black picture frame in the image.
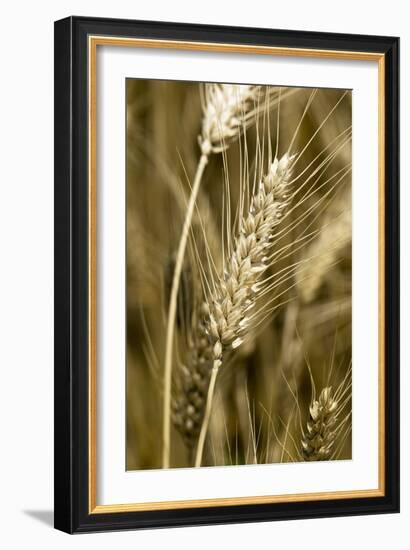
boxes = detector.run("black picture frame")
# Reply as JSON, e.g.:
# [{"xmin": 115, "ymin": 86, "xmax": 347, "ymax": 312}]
[{"xmin": 54, "ymin": 15, "xmax": 400, "ymax": 533}]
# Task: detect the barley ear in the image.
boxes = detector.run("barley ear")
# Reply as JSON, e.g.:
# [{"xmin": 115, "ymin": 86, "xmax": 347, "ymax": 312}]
[
  {"xmin": 171, "ymin": 318, "xmax": 213, "ymax": 448},
  {"xmin": 194, "ymin": 153, "xmax": 295, "ymax": 467},
  {"xmin": 207, "ymin": 153, "xmax": 295, "ymax": 362},
  {"xmin": 199, "ymin": 84, "xmax": 261, "ymax": 155},
  {"xmin": 301, "ymin": 387, "xmax": 338, "ymax": 461}
]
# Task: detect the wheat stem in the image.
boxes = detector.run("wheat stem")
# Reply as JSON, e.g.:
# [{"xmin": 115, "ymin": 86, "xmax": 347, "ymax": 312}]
[
  {"xmin": 162, "ymin": 152, "xmax": 208, "ymax": 468},
  {"xmin": 194, "ymin": 361, "xmax": 220, "ymax": 467}
]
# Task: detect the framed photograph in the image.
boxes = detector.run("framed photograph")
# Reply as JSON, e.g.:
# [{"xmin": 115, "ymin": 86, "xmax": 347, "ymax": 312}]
[{"xmin": 54, "ymin": 16, "xmax": 399, "ymax": 533}]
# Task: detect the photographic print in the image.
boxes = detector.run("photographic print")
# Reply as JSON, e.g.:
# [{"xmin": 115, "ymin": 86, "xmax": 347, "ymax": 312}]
[{"xmin": 126, "ymin": 80, "xmax": 352, "ymax": 470}]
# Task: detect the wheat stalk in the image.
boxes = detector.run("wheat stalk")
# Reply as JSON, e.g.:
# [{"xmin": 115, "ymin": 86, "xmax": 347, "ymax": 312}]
[
  {"xmin": 194, "ymin": 153, "xmax": 295, "ymax": 466},
  {"xmin": 162, "ymin": 83, "xmax": 261, "ymax": 467}
]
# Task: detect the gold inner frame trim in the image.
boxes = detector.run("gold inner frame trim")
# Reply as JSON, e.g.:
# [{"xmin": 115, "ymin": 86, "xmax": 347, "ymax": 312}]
[{"xmin": 88, "ymin": 35, "xmax": 386, "ymax": 514}]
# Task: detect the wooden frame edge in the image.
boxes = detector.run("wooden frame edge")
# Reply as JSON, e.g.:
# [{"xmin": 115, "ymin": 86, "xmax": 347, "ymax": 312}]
[{"xmin": 87, "ymin": 35, "xmax": 386, "ymax": 515}]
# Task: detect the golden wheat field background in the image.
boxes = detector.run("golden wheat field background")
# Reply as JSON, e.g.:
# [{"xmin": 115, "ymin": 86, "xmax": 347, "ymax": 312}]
[{"xmin": 126, "ymin": 79, "xmax": 352, "ymax": 470}]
